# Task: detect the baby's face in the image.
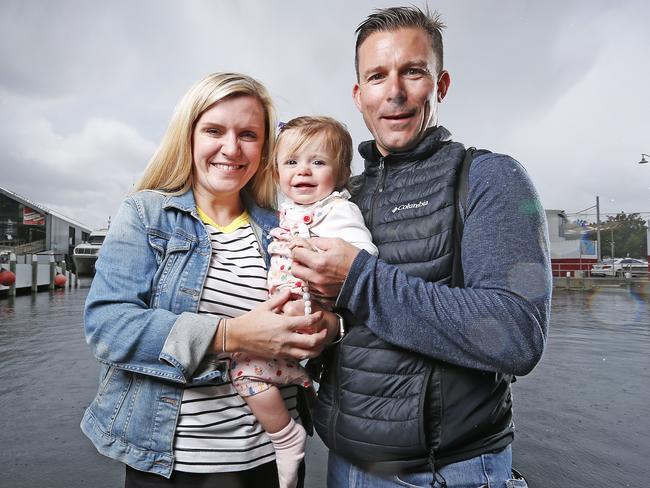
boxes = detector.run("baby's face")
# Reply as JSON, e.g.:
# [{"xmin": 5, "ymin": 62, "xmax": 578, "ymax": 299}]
[{"xmin": 276, "ymin": 131, "xmax": 339, "ymax": 205}]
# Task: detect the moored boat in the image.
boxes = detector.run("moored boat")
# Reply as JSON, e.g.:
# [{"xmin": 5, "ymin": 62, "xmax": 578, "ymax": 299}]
[{"xmin": 72, "ymin": 229, "xmax": 107, "ymax": 276}]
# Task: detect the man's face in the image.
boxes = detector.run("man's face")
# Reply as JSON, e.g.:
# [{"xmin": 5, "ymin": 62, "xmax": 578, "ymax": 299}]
[{"xmin": 353, "ymin": 27, "xmax": 450, "ymax": 155}]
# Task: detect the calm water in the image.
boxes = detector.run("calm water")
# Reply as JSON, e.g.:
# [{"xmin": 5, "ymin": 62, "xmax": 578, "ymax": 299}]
[{"xmin": 0, "ymin": 287, "xmax": 648, "ymax": 487}]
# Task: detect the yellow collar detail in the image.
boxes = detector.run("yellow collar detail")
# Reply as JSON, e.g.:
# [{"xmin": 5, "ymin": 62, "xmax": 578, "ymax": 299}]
[{"xmin": 197, "ymin": 207, "xmax": 250, "ymax": 233}]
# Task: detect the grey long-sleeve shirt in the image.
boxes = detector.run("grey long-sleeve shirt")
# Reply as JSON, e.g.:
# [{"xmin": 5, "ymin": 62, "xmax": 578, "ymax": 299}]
[{"xmin": 336, "ymin": 153, "xmax": 552, "ymax": 376}]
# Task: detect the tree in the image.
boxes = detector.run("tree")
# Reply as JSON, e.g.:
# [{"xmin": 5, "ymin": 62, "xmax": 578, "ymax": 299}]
[{"xmin": 586, "ymin": 213, "xmax": 648, "ymax": 259}]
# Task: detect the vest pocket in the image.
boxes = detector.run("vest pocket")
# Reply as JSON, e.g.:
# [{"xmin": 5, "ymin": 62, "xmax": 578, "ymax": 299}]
[{"xmin": 331, "ymin": 326, "xmax": 433, "ymax": 467}]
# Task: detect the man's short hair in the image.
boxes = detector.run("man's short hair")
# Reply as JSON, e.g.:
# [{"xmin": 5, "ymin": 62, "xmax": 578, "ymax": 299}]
[{"xmin": 355, "ymin": 6, "xmax": 445, "ymax": 80}]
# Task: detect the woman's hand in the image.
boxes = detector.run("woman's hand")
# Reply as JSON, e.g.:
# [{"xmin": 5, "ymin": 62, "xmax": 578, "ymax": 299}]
[
  {"xmin": 224, "ymin": 290, "xmax": 330, "ymax": 360},
  {"xmin": 282, "ymin": 298, "xmax": 340, "ymax": 344}
]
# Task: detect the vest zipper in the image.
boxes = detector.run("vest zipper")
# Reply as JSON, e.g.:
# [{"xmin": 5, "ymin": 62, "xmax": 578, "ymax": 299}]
[
  {"xmin": 329, "ymin": 343, "xmax": 342, "ymax": 450},
  {"xmin": 368, "ymin": 157, "xmax": 386, "ymax": 229}
]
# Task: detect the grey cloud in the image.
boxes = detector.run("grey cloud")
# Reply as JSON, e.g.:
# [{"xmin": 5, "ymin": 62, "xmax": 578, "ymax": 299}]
[{"xmin": 1, "ymin": 0, "xmax": 649, "ymax": 229}]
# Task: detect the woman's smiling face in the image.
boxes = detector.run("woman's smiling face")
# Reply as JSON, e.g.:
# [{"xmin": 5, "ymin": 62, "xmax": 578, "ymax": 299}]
[{"xmin": 191, "ymin": 95, "xmax": 266, "ymax": 203}]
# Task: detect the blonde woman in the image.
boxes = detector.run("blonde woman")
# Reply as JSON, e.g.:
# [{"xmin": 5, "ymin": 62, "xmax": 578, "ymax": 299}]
[{"xmin": 81, "ymin": 73, "xmax": 339, "ymax": 488}]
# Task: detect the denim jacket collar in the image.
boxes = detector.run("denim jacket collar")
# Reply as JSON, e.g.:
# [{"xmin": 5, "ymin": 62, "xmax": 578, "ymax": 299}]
[
  {"xmin": 241, "ymin": 191, "xmax": 277, "ymax": 235},
  {"xmin": 160, "ymin": 188, "xmax": 276, "ymax": 234},
  {"xmin": 161, "ymin": 189, "xmax": 198, "ymax": 215}
]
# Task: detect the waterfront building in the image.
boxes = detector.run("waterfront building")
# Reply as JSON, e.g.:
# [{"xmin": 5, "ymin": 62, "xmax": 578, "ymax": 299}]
[
  {"xmin": 546, "ymin": 209, "xmax": 598, "ymax": 277},
  {"xmin": 0, "ymin": 186, "xmax": 91, "ymax": 269}
]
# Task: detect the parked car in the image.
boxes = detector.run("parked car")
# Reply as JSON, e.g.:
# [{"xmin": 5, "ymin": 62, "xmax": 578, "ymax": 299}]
[{"xmin": 591, "ymin": 258, "xmax": 649, "ymax": 277}]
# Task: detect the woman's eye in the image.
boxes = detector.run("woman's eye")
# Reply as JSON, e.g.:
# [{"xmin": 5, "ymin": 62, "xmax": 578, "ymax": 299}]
[
  {"xmin": 240, "ymin": 131, "xmax": 257, "ymax": 141},
  {"xmin": 206, "ymin": 128, "xmax": 222, "ymax": 136}
]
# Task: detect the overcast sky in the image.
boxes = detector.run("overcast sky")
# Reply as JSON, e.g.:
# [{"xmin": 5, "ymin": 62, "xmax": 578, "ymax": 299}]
[{"xmin": 1, "ymin": 0, "xmax": 649, "ymax": 229}]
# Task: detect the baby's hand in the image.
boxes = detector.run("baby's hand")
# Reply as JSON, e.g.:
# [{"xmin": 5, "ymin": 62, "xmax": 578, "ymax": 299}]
[
  {"xmin": 282, "ymin": 297, "xmax": 323, "ymax": 334},
  {"xmin": 289, "ymin": 236, "xmax": 320, "ymax": 253}
]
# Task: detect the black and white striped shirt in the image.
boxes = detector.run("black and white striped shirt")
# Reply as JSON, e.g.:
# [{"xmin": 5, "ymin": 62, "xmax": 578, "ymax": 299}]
[{"xmin": 173, "ymin": 210, "xmax": 299, "ymax": 473}]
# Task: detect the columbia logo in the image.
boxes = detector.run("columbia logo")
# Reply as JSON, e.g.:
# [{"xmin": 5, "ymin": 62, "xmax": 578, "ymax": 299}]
[{"xmin": 392, "ymin": 200, "xmax": 429, "ymax": 213}]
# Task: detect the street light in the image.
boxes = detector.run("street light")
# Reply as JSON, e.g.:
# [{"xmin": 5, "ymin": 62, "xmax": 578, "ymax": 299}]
[{"xmin": 639, "ymin": 153, "xmax": 649, "ymax": 164}]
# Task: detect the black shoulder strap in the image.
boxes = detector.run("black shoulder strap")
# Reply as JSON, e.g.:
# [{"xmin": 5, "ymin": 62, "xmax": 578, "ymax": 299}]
[{"xmin": 451, "ymin": 147, "xmax": 490, "ymax": 287}]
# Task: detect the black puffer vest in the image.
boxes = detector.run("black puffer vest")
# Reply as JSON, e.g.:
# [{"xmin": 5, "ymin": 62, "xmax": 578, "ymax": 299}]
[{"xmin": 314, "ymin": 127, "xmax": 513, "ymax": 473}]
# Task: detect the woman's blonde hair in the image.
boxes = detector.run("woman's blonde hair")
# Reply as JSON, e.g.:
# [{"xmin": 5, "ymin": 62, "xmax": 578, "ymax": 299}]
[
  {"xmin": 272, "ymin": 116, "xmax": 353, "ymax": 190},
  {"xmin": 134, "ymin": 72, "xmax": 277, "ymax": 208}
]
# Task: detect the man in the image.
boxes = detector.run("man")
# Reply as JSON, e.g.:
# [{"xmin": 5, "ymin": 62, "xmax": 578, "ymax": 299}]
[{"xmin": 292, "ymin": 6, "xmax": 551, "ymax": 488}]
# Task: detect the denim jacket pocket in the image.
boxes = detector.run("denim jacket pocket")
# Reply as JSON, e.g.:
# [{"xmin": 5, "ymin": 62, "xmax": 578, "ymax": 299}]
[
  {"xmin": 98, "ymin": 365, "xmax": 116, "ymax": 395},
  {"xmin": 92, "ymin": 367, "xmax": 133, "ymax": 435},
  {"xmin": 148, "ymin": 229, "xmax": 196, "ymax": 307},
  {"xmin": 148, "ymin": 228, "xmax": 172, "ymax": 265}
]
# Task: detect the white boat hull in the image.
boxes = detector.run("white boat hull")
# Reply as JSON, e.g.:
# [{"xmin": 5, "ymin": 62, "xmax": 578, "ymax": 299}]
[
  {"xmin": 72, "ymin": 228, "xmax": 106, "ymax": 277},
  {"xmin": 73, "ymin": 254, "xmax": 98, "ymax": 276}
]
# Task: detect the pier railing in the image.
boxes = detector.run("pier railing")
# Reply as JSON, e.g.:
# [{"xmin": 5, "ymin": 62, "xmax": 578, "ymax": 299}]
[
  {"xmin": 0, "ymin": 239, "xmax": 46, "ymax": 255},
  {"xmin": 552, "ymin": 261, "xmax": 649, "ymax": 279}
]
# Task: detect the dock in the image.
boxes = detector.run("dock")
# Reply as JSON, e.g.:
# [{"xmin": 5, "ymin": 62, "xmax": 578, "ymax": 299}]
[
  {"xmin": 0, "ymin": 252, "xmax": 78, "ymax": 296},
  {"xmin": 553, "ymin": 275, "xmax": 650, "ymax": 296}
]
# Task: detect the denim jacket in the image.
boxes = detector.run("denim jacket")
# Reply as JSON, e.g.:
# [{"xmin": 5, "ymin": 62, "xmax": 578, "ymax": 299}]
[{"xmin": 80, "ymin": 189, "xmax": 278, "ymax": 477}]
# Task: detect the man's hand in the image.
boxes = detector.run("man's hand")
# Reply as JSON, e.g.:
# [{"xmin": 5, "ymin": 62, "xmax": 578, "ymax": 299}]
[{"xmin": 290, "ymin": 237, "xmax": 360, "ymax": 299}]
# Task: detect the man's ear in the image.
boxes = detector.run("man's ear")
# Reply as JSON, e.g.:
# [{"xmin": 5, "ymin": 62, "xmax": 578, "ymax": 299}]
[
  {"xmin": 352, "ymin": 83, "xmax": 363, "ymax": 112},
  {"xmin": 437, "ymin": 70, "xmax": 451, "ymax": 102}
]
